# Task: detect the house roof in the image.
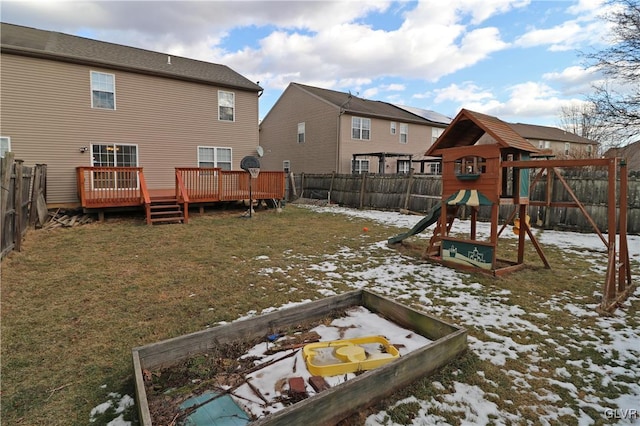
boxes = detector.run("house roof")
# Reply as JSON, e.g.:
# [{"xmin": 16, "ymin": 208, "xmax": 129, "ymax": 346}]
[
  {"xmin": 392, "ymin": 105, "xmax": 452, "ymax": 126},
  {"xmin": 426, "ymin": 109, "xmax": 539, "ymax": 156},
  {"xmin": 507, "ymin": 122, "xmax": 596, "ymax": 145},
  {"xmin": 0, "ymin": 22, "xmax": 262, "ymax": 92},
  {"xmin": 292, "ymin": 83, "xmax": 436, "ymax": 125},
  {"xmin": 604, "ymin": 139, "xmax": 640, "ymax": 171}
]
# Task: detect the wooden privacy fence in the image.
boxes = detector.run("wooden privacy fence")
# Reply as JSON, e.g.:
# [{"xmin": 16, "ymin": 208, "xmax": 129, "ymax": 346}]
[
  {"xmin": 1, "ymin": 153, "xmax": 48, "ymax": 259},
  {"xmin": 290, "ymin": 171, "xmax": 640, "ymax": 234}
]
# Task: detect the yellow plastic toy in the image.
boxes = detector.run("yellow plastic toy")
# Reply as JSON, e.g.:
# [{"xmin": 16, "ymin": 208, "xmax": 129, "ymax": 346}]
[
  {"xmin": 303, "ymin": 336, "xmax": 400, "ymax": 376},
  {"xmin": 513, "ymin": 214, "xmax": 531, "ymax": 235}
]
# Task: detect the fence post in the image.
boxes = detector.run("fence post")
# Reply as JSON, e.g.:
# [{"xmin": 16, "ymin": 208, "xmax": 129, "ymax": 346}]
[
  {"xmin": 403, "ymin": 169, "xmax": 414, "ymax": 211},
  {"xmin": 29, "ymin": 165, "xmax": 42, "ymax": 227},
  {"xmin": 329, "ymin": 172, "xmax": 335, "ymax": 203},
  {"xmin": 300, "ymin": 173, "xmax": 305, "ymax": 198},
  {"xmin": 359, "ymin": 173, "xmax": 367, "ymax": 209},
  {"xmin": 14, "ymin": 159, "xmax": 24, "ymax": 252},
  {"xmin": 1, "ymin": 152, "xmax": 14, "ymax": 224}
]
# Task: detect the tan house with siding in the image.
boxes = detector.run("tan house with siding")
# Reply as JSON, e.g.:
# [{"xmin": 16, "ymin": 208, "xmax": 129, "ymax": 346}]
[
  {"xmin": 259, "ymin": 83, "xmax": 449, "ymax": 175},
  {"xmin": 506, "ymin": 123, "xmax": 598, "ymax": 159},
  {"xmin": 0, "ymin": 22, "xmax": 264, "ymax": 208},
  {"xmin": 604, "ymin": 139, "xmax": 640, "ymax": 172}
]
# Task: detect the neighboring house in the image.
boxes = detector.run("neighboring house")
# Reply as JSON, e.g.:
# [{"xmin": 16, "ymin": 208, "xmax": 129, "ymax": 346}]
[
  {"xmin": 604, "ymin": 139, "xmax": 640, "ymax": 172},
  {"xmin": 393, "ymin": 105, "xmax": 452, "ymax": 174},
  {"xmin": 0, "ymin": 22, "xmax": 263, "ymax": 207},
  {"xmin": 258, "ymin": 83, "xmax": 449, "ymax": 175},
  {"xmin": 506, "ymin": 123, "xmax": 598, "ymax": 159}
]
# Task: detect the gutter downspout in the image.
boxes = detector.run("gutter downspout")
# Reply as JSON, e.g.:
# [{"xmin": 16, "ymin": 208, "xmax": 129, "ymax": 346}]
[
  {"xmin": 336, "ymin": 94, "xmax": 351, "ymax": 174},
  {"xmin": 337, "ymin": 110, "xmax": 344, "ymax": 173}
]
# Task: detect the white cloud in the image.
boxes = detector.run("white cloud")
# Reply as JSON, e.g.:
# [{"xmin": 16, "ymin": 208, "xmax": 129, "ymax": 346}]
[
  {"xmin": 450, "ymin": 0, "xmax": 531, "ymax": 25},
  {"xmin": 382, "ymin": 84, "xmax": 406, "ymax": 91},
  {"xmin": 433, "ymin": 82, "xmax": 495, "ymax": 104},
  {"xmin": 514, "ymin": 0, "xmax": 610, "ymax": 51},
  {"xmin": 457, "ymin": 81, "xmax": 586, "ymax": 122},
  {"xmin": 203, "ymin": 2, "xmax": 509, "ymax": 91},
  {"xmin": 363, "ymin": 87, "xmax": 379, "ymax": 98},
  {"xmin": 542, "ymin": 66, "xmax": 601, "ymax": 96}
]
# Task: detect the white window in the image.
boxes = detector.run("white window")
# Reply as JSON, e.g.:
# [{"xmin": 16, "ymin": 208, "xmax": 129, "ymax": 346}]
[
  {"xmin": 564, "ymin": 143, "xmax": 570, "ymax": 155},
  {"xmin": 91, "ymin": 143, "xmax": 138, "ymax": 189},
  {"xmin": 587, "ymin": 144, "xmax": 593, "ymax": 157},
  {"xmin": 297, "ymin": 122, "xmax": 305, "ymax": 143},
  {"xmin": 538, "ymin": 140, "xmax": 544, "ymax": 149},
  {"xmin": 198, "ymin": 146, "xmax": 232, "ymax": 170},
  {"xmin": 390, "ymin": 122, "xmax": 396, "ymax": 135},
  {"xmin": 0, "ymin": 137, "xmax": 10, "ymax": 158},
  {"xmin": 352, "ymin": 117, "xmax": 371, "ymax": 140},
  {"xmin": 218, "ymin": 91, "xmax": 235, "ymax": 121},
  {"xmin": 398, "ymin": 160, "xmax": 410, "ymax": 174},
  {"xmin": 90, "ymin": 71, "xmax": 116, "ymax": 109},
  {"xmin": 430, "ymin": 162, "xmax": 441, "ymax": 175},
  {"xmin": 92, "ymin": 143, "xmax": 137, "ymax": 167},
  {"xmin": 353, "ymin": 159, "xmax": 369, "ymax": 174},
  {"xmin": 283, "ymin": 160, "xmax": 291, "ymax": 173},
  {"xmin": 400, "ymin": 123, "xmax": 408, "ymax": 144},
  {"xmin": 432, "ymin": 127, "xmax": 444, "ymax": 144},
  {"xmin": 544, "ymin": 141, "xmax": 551, "ymax": 149}
]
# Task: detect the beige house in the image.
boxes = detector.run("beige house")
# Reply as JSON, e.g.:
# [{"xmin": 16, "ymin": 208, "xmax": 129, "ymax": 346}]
[
  {"xmin": 1, "ymin": 23, "xmax": 263, "ymax": 207},
  {"xmin": 604, "ymin": 139, "xmax": 640, "ymax": 172},
  {"xmin": 507, "ymin": 123, "xmax": 598, "ymax": 159},
  {"xmin": 259, "ymin": 83, "xmax": 449, "ymax": 175}
]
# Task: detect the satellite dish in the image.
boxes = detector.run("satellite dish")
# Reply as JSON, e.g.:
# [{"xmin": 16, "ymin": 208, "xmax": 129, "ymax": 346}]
[{"xmin": 256, "ymin": 146, "xmax": 264, "ymax": 157}]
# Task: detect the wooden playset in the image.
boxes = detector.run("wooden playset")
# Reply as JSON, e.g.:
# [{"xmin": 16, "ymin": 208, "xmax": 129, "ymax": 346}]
[{"xmin": 395, "ymin": 109, "xmax": 633, "ymax": 314}]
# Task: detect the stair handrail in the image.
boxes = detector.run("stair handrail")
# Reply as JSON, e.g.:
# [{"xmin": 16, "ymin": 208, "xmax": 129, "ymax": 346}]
[
  {"xmin": 138, "ymin": 170, "xmax": 151, "ymax": 205},
  {"xmin": 175, "ymin": 169, "xmax": 190, "ymax": 224},
  {"xmin": 138, "ymin": 169, "xmax": 152, "ymax": 225},
  {"xmin": 175, "ymin": 169, "xmax": 190, "ymax": 203}
]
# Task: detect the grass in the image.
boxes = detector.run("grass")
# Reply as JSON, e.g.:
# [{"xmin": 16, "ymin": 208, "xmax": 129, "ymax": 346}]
[{"xmin": 1, "ymin": 203, "xmax": 637, "ymax": 425}]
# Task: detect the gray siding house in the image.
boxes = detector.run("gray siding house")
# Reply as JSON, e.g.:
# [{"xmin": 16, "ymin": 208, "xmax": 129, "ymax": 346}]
[
  {"xmin": 259, "ymin": 83, "xmax": 449, "ymax": 175},
  {"xmin": 0, "ymin": 22, "xmax": 263, "ymax": 207}
]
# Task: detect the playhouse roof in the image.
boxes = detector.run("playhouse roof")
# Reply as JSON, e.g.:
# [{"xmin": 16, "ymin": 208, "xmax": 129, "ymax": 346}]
[{"xmin": 426, "ymin": 109, "xmax": 539, "ymax": 156}]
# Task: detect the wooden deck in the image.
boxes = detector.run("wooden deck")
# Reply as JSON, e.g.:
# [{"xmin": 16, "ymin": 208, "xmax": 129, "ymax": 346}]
[{"xmin": 76, "ymin": 167, "xmax": 286, "ymax": 224}]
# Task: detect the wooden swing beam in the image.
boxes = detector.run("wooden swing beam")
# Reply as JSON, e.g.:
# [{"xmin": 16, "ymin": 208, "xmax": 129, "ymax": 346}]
[{"xmin": 502, "ymin": 157, "xmax": 633, "ymax": 314}]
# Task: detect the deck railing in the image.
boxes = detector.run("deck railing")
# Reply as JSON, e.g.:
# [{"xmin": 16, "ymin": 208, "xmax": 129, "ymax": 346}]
[
  {"xmin": 176, "ymin": 168, "xmax": 285, "ymax": 202},
  {"xmin": 76, "ymin": 167, "xmax": 148, "ymax": 208},
  {"xmin": 77, "ymin": 167, "xmax": 285, "ymax": 209},
  {"xmin": 175, "ymin": 167, "xmax": 222, "ymax": 202}
]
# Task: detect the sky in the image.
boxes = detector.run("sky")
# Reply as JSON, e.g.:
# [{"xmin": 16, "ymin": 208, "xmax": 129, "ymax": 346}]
[
  {"xmin": 89, "ymin": 204, "xmax": 639, "ymax": 425},
  {"xmin": 1, "ymin": 0, "xmax": 618, "ymax": 127}
]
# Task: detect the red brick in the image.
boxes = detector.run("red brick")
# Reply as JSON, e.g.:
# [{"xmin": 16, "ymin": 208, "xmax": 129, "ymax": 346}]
[
  {"xmin": 308, "ymin": 376, "xmax": 330, "ymax": 392},
  {"xmin": 288, "ymin": 376, "xmax": 306, "ymax": 395}
]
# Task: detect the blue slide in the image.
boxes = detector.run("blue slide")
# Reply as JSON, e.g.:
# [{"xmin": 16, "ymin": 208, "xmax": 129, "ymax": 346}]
[{"xmin": 388, "ymin": 205, "xmax": 442, "ymax": 244}]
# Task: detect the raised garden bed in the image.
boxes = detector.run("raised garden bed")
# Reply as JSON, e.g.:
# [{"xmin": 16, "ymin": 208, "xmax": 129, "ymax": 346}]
[{"xmin": 132, "ymin": 289, "xmax": 467, "ymax": 425}]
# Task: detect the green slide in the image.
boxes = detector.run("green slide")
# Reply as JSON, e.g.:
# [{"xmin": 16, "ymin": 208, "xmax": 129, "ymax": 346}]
[{"xmin": 388, "ymin": 204, "xmax": 442, "ymax": 244}]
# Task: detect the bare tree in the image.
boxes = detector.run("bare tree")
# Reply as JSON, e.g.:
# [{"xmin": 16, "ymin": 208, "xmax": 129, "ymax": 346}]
[
  {"xmin": 586, "ymin": 0, "xmax": 640, "ymax": 143},
  {"xmin": 559, "ymin": 103, "xmax": 602, "ymax": 139}
]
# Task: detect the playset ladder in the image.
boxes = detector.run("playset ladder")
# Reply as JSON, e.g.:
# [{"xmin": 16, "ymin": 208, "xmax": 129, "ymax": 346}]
[{"xmin": 424, "ymin": 205, "xmax": 458, "ymax": 258}]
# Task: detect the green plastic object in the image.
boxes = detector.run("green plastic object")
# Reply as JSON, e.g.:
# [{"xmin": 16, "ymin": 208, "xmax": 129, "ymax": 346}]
[{"xmin": 388, "ymin": 204, "xmax": 441, "ymax": 244}]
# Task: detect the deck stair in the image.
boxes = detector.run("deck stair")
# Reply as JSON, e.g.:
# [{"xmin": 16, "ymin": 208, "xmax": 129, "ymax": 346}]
[{"xmin": 147, "ymin": 195, "xmax": 184, "ymax": 224}]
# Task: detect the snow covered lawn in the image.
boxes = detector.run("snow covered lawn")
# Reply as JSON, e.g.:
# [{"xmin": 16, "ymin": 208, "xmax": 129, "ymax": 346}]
[{"xmin": 94, "ymin": 204, "xmax": 639, "ymax": 425}]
